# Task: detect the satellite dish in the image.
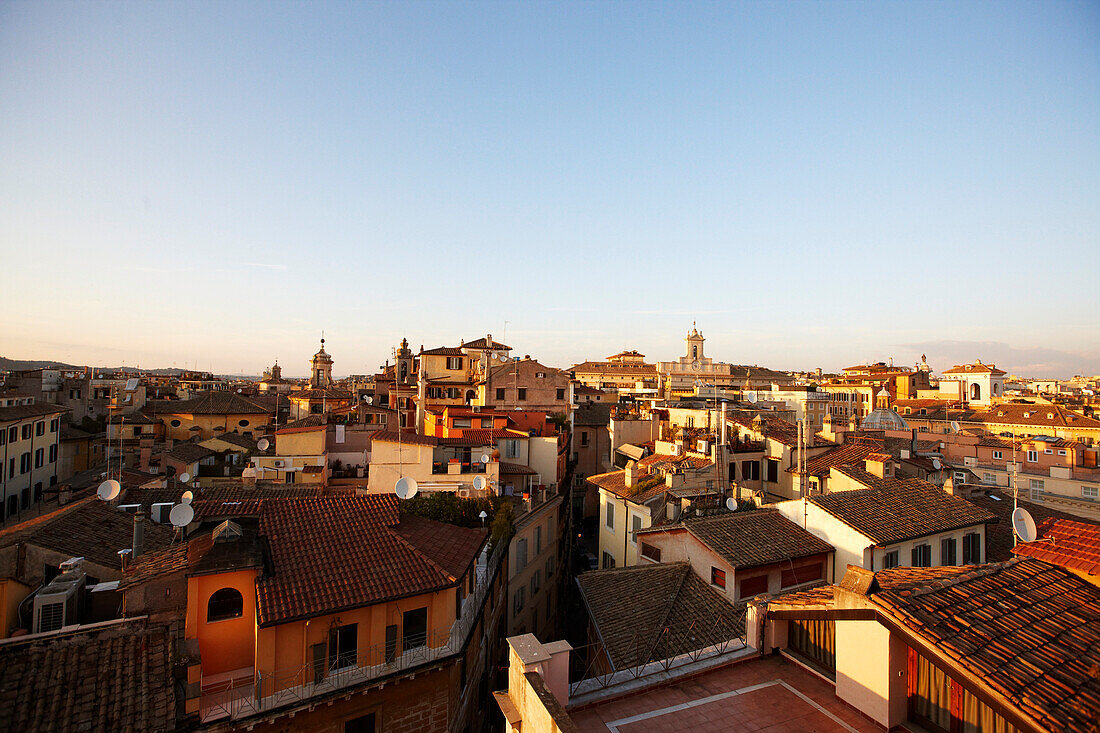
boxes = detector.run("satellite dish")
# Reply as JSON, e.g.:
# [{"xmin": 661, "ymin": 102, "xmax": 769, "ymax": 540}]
[
  {"xmin": 181, "ymin": 490, "xmax": 194, "ymax": 505},
  {"xmin": 169, "ymin": 503, "xmax": 195, "ymax": 527},
  {"xmin": 257, "ymin": 438, "xmax": 270, "ymax": 451},
  {"xmin": 950, "ymin": 421, "xmax": 961, "ymax": 432},
  {"xmin": 726, "ymin": 497, "xmax": 738, "ymax": 512},
  {"xmin": 1012, "ymin": 507, "xmax": 1037, "ymax": 543},
  {"xmin": 395, "ymin": 477, "xmax": 419, "ymax": 500},
  {"xmin": 237, "ymin": 388, "xmax": 243, "ymax": 393},
  {"xmin": 179, "ymin": 472, "xmax": 191, "ymax": 484},
  {"xmin": 480, "ymin": 454, "xmax": 490, "ymax": 464},
  {"xmin": 932, "ymin": 459, "xmax": 941, "ymax": 470},
  {"xmin": 97, "ymin": 479, "xmax": 121, "ymax": 501},
  {"xmin": 473, "ymin": 476, "xmax": 486, "ymax": 491}
]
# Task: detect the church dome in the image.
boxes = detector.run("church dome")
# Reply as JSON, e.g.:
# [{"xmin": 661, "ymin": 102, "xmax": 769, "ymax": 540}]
[{"xmin": 860, "ymin": 407, "xmax": 908, "ymax": 431}]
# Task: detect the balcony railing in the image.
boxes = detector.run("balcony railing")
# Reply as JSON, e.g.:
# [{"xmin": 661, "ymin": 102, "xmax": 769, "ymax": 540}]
[
  {"xmin": 431, "ymin": 461, "xmax": 488, "ymax": 474},
  {"xmin": 199, "ymin": 538, "xmax": 506, "ymax": 723}
]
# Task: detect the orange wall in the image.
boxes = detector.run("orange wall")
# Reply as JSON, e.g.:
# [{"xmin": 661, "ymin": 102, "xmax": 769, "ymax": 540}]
[{"xmin": 187, "ymin": 568, "xmax": 259, "ymax": 676}]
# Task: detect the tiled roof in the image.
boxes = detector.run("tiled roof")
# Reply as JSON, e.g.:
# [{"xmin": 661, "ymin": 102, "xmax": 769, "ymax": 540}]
[
  {"xmin": 256, "ymin": 496, "xmax": 485, "ymax": 626},
  {"xmin": 570, "ymin": 361, "xmax": 657, "ymax": 377},
  {"xmin": 419, "ymin": 346, "xmax": 465, "ymax": 356},
  {"xmin": 636, "ymin": 453, "xmax": 712, "ymax": 471},
  {"xmin": 809, "ymin": 476, "xmax": 996, "ymax": 545},
  {"xmin": 970, "ymin": 404, "xmax": 1100, "ymax": 430},
  {"xmin": 942, "ymin": 362, "xmax": 1007, "ymax": 375},
  {"xmin": 156, "ymin": 392, "xmax": 272, "ymax": 415},
  {"xmin": 873, "ymin": 558, "xmax": 1100, "ymax": 733},
  {"xmin": 1012, "ymin": 518, "xmax": 1100, "ymax": 575},
  {"xmin": 797, "ymin": 438, "xmax": 883, "ymax": 476},
  {"xmin": 0, "ymin": 618, "xmax": 176, "ymax": 732},
  {"xmin": 500, "ymin": 462, "xmax": 536, "ymax": 475},
  {"xmin": 166, "ymin": 443, "xmax": 215, "ymax": 464},
  {"xmin": 279, "ymin": 414, "xmax": 328, "ymax": 430},
  {"xmin": 366, "ymin": 430, "xmax": 439, "ymax": 447},
  {"xmin": 202, "ymin": 431, "xmax": 257, "ymax": 450},
  {"xmin": 0, "ymin": 498, "xmax": 175, "ymax": 570},
  {"xmin": 650, "ymin": 509, "xmax": 834, "ymax": 569},
  {"xmin": 576, "ymin": 562, "xmax": 745, "ymax": 670},
  {"xmin": 289, "ymin": 387, "xmax": 353, "ymax": 401},
  {"xmin": 0, "ymin": 402, "xmax": 69, "ymax": 422},
  {"xmin": 726, "ymin": 412, "xmax": 800, "ymax": 447},
  {"xmin": 460, "ymin": 337, "xmax": 510, "ymax": 350},
  {"xmin": 967, "ymin": 490, "xmax": 1098, "ymax": 562},
  {"xmin": 587, "ymin": 470, "xmax": 667, "ymax": 504}
]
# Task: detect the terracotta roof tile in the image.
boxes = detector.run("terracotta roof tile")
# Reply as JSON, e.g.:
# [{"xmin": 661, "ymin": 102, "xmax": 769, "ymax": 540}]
[
  {"xmin": 576, "ymin": 562, "xmax": 744, "ymax": 670},
  {"xmin": 0, "ymin": 619, "xmax": 176, "ymax": 732},
  {"xmin": 256, "ymin": 496, "xmax": 485, "ymax": 626},
  {"xmin": 154, "ymin": 392, "xmax": 272, "ymax": 415},
  {"xmin": 643, "ymin": 509, "xmax": 834, "ymax": 569},
  {"xmin": 809, "ymin": 476, "xmax": 996, "ymax": 545},
  {"xmin": 873, "ymin": 558, "xmax": 1100, "ymax": 733},
  {"xmin": 1012, "ymin": 518, "xmax": 1100, "ymax": 575},
  {"xmin": 963, "ymin": 490, "xmax": 1096, "ymax": 562}
]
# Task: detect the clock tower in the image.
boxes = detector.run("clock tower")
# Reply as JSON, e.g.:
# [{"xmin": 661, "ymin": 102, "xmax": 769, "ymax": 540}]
[{"xmin": 685, "ymin": 322, "xmax": 705, "ymax": 366}]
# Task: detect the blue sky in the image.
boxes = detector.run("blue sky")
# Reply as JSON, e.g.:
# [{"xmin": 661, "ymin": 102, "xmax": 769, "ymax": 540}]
[{"xmin": 1, "ymin": 1, "xmax": 1098, "ymax": 377}]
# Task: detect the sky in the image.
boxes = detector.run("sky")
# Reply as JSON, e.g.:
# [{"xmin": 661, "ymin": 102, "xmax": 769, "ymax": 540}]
[{"xmin": 1, "ymin": 1, "xmax": 1098, "ymax": 378}]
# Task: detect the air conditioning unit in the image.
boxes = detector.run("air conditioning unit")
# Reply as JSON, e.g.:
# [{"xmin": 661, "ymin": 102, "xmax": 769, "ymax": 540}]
[
  {"xmin": 963, "ymin": 456, "xmax": 976, "ymax": 467},
  {"xmin": 670, "ymin": 444, "xmax": 682, "ymax": 456},
  {"xmin": 33, "ymin": 567, "xmax": 85, "ymax": 633},
  {"xmin": 697, "ymin": 440, "xmax": 709, "ymax": 454},
  {"xmin": 117, "ymin": 504, "xmax": 141, "ymax": 514},
  {"xmin": 150, "ymin": 502, "xmax": 173, "ymax": 523},
  {"xmin": 273, "ymin": 459, "xmax": 285, "ymax": 469},
  {"xmin": 472, "ymin": 406, "xmax": 481, "ymax": 413}
]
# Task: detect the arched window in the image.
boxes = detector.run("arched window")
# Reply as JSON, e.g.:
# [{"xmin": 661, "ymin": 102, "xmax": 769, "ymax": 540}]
[
  {"xmin": 992, "ymin": 383, "xmax": 1000, "ymax": 396},
  {"xmin": 207, "ymin": 588, "xmax": 244, "ymax": 622},
  {"xmin": 970, "ymin": 383, "xmax": 981, "ymax": 401}
]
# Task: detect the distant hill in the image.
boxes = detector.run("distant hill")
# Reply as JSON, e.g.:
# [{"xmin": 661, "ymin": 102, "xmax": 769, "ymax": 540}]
[
  {"xmin": 0, "ymin": 357, "xmax": 80, "ymax": 371},
  {"xmin": 1, "ymin": 357, "xmax": 258, "ymax": 380}
]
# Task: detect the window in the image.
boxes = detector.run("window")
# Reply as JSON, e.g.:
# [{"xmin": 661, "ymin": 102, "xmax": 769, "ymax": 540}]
[
  {"xmin": 546, "ymin": 555, "xmax": 555, "ymax": 577},
  {"xmin": 556, "ymin": 388, "xmax": 565, "ymax": 400},
  {"xmin": 514, "ymin": 587, "xmax": 526, "ymax": 614},
  {"xmin": 35, "ymin": 421, "xmax": 44, "ymax": 437},
  {"xmin": 941, "ymin": 537, "xmax": 957, "ymax": 566},
  {"xmin": 882, "ymin": 550, "xmax": 899, "ymax": 569},
  {"xmin": 530, "ymin": 570, "xmax": 541, "ymax": 595},
  {"xmin": 765, "ymin": 459, "xmax": 779, "ymax": 483},
  {"xmin": 1058, "ymin": 449, "xmax": 1067, "ymax": 456},
  {"xmin": 911, "ymin": 544, "xmax": 932, "ymax": 567},
  {"xmin": 962, "ymin": 533, "xmax": 981, "ymax": 564},
  {"xmin": 496, "ymin": 388, "xmax": 505, "ymax": 400},
  {"xmin": 501, "ymin": 439, "xmax": 520, "ymax": 459},
  {"xmin": 516, "ymin": 538, "xmax": 528, "ymax": 570},
  {"xmin": 1029, "ymin": 478, "xmax": 1045, "ymax": 496},
  {"xmin": 454, "ymin": 418, "xmax": 472, "ymax": 428},
  {"xmin": 481, "ymin": 418, "xmax": 493, "ymax": 428},
  {"xmin": 22, "ymin": 425, "xmax": 31, "ymax": 440},
  {"xmin": 20, "ymin": 453, "xmax": 31, "ymax": 474},
  {"xmin": 711, "ymin": 567, "xmax": 727, "ymax": 589},
  {"xmin": 447, "ymin": 357, "xmax": 463, "ymax": 370},
  {"xmin": 535, "ymin": 525, "xmax": 542, "ymax": 554},
  {"xmin": 329, "ymin": 622, "xmax": 359, "ymax": 670},
  {"xmin": 630, "ymin": 514, "xmax": 642, "ymax": 544},
  {"xmin": 34, "ymin": 449, "xmax": 43, "ymax": 469},
  {"xmin": 601, "ymin": 552, "xmax": 615, "ymax": 569},
  {"xmin": 982, "ymin": 472, "xmax": 996, "ymax": 485},
  {"xmin": 170, "ymin": 419, "xmax": 181, "ymax": 428},
  {"xmin": 1044, "ymin": 448, "xmax": 1053, "ymax": 455},
  {"xmin": 640, "ymin": 542, "xmax": 661, "ymax": 562},
  {"xmin": 1027, "ymin": 450, "xmax": 1038, "ymax": 462},
  {"xmin": 604, "ymin": 501, "xmax": 614, "ymax": 531},
  {"xmin": 238, "ymin": 419, "xmax": 249, "ymax": 427},
  {"xmin": 402, "ymin": 607, "xmax": 427, "ymax": 651},
  {"xmin": 781, "ymin": 562, "xmax": 824, "ymax": 588},
  {"xmin": 739, "ymin": 575, "xmax": 768, "ymax": 598},
  {"xmin": 992, "ymin": 450, "xmax": 1003, "ymax": 460},
  {"xmin": 49, "ymin": 419, "xmax": 58, "ymax": 433},
  {"xmin": 7, "ymin": 458, "xmax": 13, "ymax": 480},
  {"xmin": 580, "ymin": 431, "xmax": 589, "ymax": 447},
  {"xmin": 517, "ymin": 388, "xmax": 527, "ymax": 401},
  {"xmin": 207, "ymin": 588, "xmax": 244, "ymax": 621},
  {"xmin": 1084, "ymin": 486, "xmax": 1099, "ymax": 500},
  {"xmin": 741, "ymin": 460, "xmax": 759, "ymax": 481},
  {"xmin": 344, "ymin": 712, "xmax": 376, "ymax": 733}
]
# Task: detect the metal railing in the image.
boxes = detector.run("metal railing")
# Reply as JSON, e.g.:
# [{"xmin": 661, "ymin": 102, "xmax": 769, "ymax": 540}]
[
  {"xmin": 199, "ymin": 539, "xmax": 506, "ymax": 723},
  {"xmin": 567, "ymin": 607, "xmax": 748, "ymax": 698}
]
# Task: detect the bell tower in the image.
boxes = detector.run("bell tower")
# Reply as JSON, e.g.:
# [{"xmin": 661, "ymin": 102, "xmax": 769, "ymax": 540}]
[
  {"xmin": 310, "ymin": 337, "xmax": 333, "ymax": 388},
  {"xmin": 685, "ymin": 322, "xmax": 705, "ymax": 362}
]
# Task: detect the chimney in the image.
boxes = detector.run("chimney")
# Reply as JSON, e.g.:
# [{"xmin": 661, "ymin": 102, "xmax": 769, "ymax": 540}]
[
  {"xmin": 139, "ymin": 436, "xmax": 153, "ymax": 471},
  {"xmin": 624, "ymin": 461, "xmax": 636, "ymax": 489},
  {"xmin": 132, "ymin": 514, "xmax": 145, "ymax": 559}
]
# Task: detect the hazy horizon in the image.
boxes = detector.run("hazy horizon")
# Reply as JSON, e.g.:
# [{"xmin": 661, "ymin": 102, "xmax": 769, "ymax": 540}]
[{"xmin": 3, "ymin": 2, "xmax": 1098, "ymax": 379}]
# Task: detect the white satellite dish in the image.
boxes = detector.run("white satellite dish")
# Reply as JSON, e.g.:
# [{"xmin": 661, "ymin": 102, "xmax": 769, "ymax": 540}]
[
  {"xmin": 97, "ymin": 479, "xmax": 121, "ymax": 501},
  {"xmin": 181, "ymin": 490, "xmax": 194, "ymax": 505},
  {"xmin": 932, "ymin": 459, "xmax": 941, "ymax": 470},
  {"xmin": 1012, "ymin": 507, "xmax": 1037, "ymax": 543},
  {"xmin": 473, "ymin": 476, "xmax": 486, "ymax": 491},
  {"xmin": 950, "ymin": 421, "xmax": 961, "ymax": 432},
  {"xmin": 726, "ymin": 497, "xmax": 738, "ymax": 512},
  {"xmin": 179, "ymin": 472, "xmax": 191, "ymax": 484},
  {"xmin": 257, "ymin": 438, "xmax": 270, "ymax": 451},
  {"xmin": 481, "ymin": 454, "xmax": 490, "ymax": 464},
  {"xmin": 169, "ymin": 503, "xmax": 195, "ymax": 527},
  {"xmin": 395, "ymin": 477, "xmax": 419, "ymax": 500}
]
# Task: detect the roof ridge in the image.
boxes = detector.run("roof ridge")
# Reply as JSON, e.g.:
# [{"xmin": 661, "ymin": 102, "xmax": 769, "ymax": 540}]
[
  {"xmin": 387, "ymin": 523, "xmax": 457, "ymax": 583},
  {"xmin": 904, "ymin": 558, "xmax": 1022, "ymax": 596},
  {"xmin": 637, "ymin": 563, "xmax": 694, "ymax": 664}
]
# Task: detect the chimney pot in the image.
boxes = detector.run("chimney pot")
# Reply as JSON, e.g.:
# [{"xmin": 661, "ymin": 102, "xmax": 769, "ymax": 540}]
[{"xmin": 132, "ymin": 514, "xmax": 145, "ymax": 558}]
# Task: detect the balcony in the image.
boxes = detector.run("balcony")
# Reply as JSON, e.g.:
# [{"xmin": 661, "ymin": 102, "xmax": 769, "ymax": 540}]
[{"xmin": 198, "ymin": 539, "xmax": 506, "ymax": 723}]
